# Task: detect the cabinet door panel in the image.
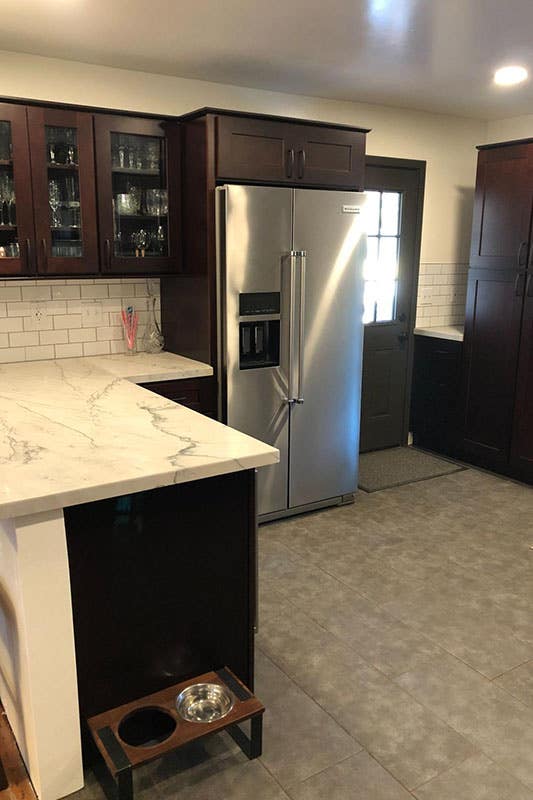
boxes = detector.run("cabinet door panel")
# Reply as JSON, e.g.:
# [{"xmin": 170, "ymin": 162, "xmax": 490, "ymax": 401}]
[
  {"xmin": 460, "ymin": 268, "xmax": 524, "ymax": 468},
  {"xmin": 27, "ymin": 107, "xmax": 99, "ymax": 275},
  {"xmin": 510, "ymin": 282, "xmax": 533, "ymax": 481},
  {"xmin": 95, "ymin": 115, "xmax": 180, "ymax": 275},
  {"xmin": 470, "ymin": 144, "xmax": 533, "ymax": 271},
  {"xmin": 0, "ymin": 103, "xmax": 35, "ymax": 276},
  {"xmin": 294, "ymin": 126, "xmax": 365, "ymax": 188},
  {"xmin": 216, "ymin": 116, "xmax": 295, "ymax": 183}
]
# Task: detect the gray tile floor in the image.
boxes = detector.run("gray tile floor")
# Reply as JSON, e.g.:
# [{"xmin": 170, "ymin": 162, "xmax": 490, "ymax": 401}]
[{"xmin": 75, "ymin": 468, "xmax": 533, "ymax": 799}]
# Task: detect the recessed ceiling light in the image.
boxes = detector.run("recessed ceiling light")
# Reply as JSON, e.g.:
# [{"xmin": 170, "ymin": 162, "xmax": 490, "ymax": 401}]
[{"xmin": 494, "ymin": 65, "xmax": 528, "ymax": 86}]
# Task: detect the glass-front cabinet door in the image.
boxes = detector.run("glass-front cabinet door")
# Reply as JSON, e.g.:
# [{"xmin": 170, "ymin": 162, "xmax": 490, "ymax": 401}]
[
  {"xmin": 94, "ymin": 115, "xmax": 180, "ymax": 274},
  {"xmin": 0, "ymin": 103, "xmax": 35, "ymax": 276},
  {"xmin": 27, "ymin": 108, "xmax": 99, "ymax": 274}
]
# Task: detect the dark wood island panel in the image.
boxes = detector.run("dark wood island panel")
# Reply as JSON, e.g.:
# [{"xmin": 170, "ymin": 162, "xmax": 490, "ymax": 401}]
[{"xmin": 64, "ymin": 469, "xmax": 257, "ymax": 721}]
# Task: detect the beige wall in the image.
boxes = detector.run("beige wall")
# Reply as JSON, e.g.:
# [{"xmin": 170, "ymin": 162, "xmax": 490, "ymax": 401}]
[
  {"xmin": 1, "ymin": 49, "xmax": 486, "ymax": 264},
  {"xmin": 486, "ymin": 114, "xmax": 533, "ymax": 143}
]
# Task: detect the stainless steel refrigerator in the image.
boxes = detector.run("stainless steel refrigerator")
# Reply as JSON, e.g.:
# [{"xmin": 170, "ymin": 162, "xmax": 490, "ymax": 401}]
[{"xmin": 216, "ymin": 185, "xmax": 366, "ymax": 520}]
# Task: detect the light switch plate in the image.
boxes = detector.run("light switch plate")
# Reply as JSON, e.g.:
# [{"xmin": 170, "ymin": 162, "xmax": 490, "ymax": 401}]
[{"xmin": 81, "ymin": 301, "xmax": 104, "ymax": 326}]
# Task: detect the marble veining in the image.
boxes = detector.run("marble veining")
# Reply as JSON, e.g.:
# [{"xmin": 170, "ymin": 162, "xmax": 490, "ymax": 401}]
[{"xmin": 0, "ymin": 353, "xmax": 278, "ymax": 518}]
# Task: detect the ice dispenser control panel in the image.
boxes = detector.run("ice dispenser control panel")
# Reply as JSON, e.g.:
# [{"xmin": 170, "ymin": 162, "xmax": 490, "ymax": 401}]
[{"xmin": 239, "ymin": 292, "xmax": 280, "ymax": 370}]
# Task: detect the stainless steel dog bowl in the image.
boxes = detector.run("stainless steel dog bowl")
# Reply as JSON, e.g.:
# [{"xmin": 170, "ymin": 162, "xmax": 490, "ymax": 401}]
[{"xmin": 176, "ymin": 683, "xmax": 234, "ymax": 723}]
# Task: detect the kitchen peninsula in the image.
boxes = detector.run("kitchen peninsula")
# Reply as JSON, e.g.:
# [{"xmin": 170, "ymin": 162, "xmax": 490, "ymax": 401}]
[{"xmin": 0, "ymin": 352, "xmax": 278, "ymax": 800}]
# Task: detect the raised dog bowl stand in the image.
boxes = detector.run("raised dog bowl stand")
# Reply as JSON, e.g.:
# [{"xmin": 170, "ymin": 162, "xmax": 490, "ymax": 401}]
[{"xmin": 87, "ymin": 667, "xmax": 264, "ymax": 800}]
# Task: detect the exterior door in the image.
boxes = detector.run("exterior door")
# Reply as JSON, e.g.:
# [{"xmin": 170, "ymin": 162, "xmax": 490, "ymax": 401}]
[
  {"xmin": 27, "ymin": 107, "xmax": 99, "ymax": 275},
  {"xmin": 220, "ymin": 185, "xmax": 292, "ymax": 516},
  {"xmin": 290, "ymin": 189, "xmax": 366, "ymax": 508},
  {"xmin": 360, "ymin": 159, "xmax": 425, "ymax": 452}
]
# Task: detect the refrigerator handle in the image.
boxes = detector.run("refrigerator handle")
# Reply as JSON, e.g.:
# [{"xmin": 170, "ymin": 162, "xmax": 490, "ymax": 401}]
[
  {"xmin": 295, "ymin": 250, "xmax": 307, "ymax": 404},
  {"xmin": 287, "ymin": 251, "xmax": 298, "ymax": 404}
]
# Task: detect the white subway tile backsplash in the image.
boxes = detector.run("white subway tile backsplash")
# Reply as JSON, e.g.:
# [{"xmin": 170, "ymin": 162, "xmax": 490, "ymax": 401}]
[
  {"xmin": 96, "ymin": 325, "xmax": 123, "ymax": 341},
  {"xmin": 81, "ymin": 284, "xmax": 109, "ymax": 299},
  {"xmin": 0, "ymin": 347, "xmax": 26, "ymax": 363},
  {"xmin": 0, "ymin": 279, "xmax": 160, "ymax": 363},
  {"xmin": 68, "ymin": 328, "xmax": 97, "ymax": 343},
  {"xmin": 0, "ymin": 317, "xmax": 23, "ymax": 333},
  {"xmin": 21, "ymin": 285, "xmax": 52, "ymax": 302},
  {"xmin": 9, "ymin": 331, "xmax": 39, "ymax": 348},
  {"xmin": 23, "ymin": 314, "xmax": 53, "ymax": 332},
  {"xmin": 54, "ymin": 314, "xmax": 82, "ymax": 330},
  {"xmin": 55, "ymin": 343, "xmax": 84, "ymax": 359},
  {"xmin": 0, "ymin": 287, "xmax": 22, "ymax": 302},
  {"xmin": 25, "ymin": 345, "xmax": 55, "ymax": 361},
  {"xmin": 39, "ymin": 329, "xmax": 69, "ymax": 346},
  {"xmin": 416, "ymin": 263, "xmax": 467, "ymax": 328},
  {"xmin": 52, "ymin": 284, "xmax": 81, "ymax": 300},
  {"xmin": 83, "ymin": 340, "xmax": 110, "ymax": 356}
]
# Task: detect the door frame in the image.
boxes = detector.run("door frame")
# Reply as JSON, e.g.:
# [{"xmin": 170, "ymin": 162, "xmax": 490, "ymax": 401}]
[{"xmin": 364, "ymin": 155, "xmax": 426, "ymax": 446}]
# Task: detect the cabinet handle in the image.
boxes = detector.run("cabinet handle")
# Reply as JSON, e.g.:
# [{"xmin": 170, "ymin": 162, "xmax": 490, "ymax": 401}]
[
  {"xmin": 298, "ymin": 149, "xmax": 306, "ymax": 179},
  {"xmin": 514, "ymin": 271, "xmax": 526, "ymax": 296},
  {"xmin": 518, "ymin": 241, "xmax": 528, "ymax": 267},
  {"xmin": 527, "ymin": 274, "xmax": 533, "ymax": 298},
  {"xmin": 104, "ymin": 238, "xmax": 111, "ymax": 271},
  {"xmin": 287, "ymin": 149, "xmax": 295, "ymax": 178},
  {"xmin": 41, "ymin": 238, "xmax": 48, "ymax": 271},
  {"xmin": 24, "ymin": 238, "xmax": 33, "ymax": 273}
]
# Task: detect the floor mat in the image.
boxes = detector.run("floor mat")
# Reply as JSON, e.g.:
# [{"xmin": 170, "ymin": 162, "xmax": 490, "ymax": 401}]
[{"xmin": 358, "ymin": 446, "xmax": 465, "ymax": 492}]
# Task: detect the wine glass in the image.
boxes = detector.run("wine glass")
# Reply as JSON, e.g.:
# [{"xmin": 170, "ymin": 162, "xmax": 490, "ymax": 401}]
[{"xmin": 49, "ymin": 179, "xmax": 62, "ymax": 228}]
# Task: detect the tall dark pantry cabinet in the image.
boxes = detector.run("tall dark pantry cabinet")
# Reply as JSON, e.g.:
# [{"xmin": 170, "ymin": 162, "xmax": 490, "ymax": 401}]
[{"xmin": 460, "ymin": 139, "xmax": 533, "ymax": 483}]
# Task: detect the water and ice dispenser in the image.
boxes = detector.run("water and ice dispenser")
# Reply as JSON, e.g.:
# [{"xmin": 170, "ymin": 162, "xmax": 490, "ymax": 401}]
[{"xmin": 239, "ymin": 292, "xmax": 280, "ymax": 370}]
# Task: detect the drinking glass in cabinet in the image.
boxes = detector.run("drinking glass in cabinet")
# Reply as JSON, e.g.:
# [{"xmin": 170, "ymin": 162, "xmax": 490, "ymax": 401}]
[
  {"xmin": 0, "ymin": 120, "xmax": 20, "ymax": 259},
  {"xmin": 111, "ymin": 131, "xmax": 168, "ymax": 258},
  {"xmin": 0, "ymin": 121, "xmax": 12, "ymax": 162},
  {"xmin": 45, "ymin": 126, "xmax": 84, "ymax": 258}
]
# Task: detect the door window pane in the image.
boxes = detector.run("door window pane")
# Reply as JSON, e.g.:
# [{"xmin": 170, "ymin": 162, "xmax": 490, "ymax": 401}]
[
  {"xmin": 363, "ymin": 190, "xmax": 402, "ymax": 324},
  {"xmin": 0, "ymin": 121, "xmax": 20, "ymax": 259},
  {"xmin": 111, "ymin": 132, "xmax": 168, "ymax": 258},
  {"xmin": 46, "ymin": 126, "xmax": 83, "ymax": 258}
]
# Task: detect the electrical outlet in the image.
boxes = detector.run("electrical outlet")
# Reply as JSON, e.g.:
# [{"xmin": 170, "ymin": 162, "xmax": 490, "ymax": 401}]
[
  {"xmin": 30, "ymin": 302, "xmax": 48, "ymax": 329},
  {"xmin": 81, "ymin": 301, "xmax": 104, "ymax": 326}
]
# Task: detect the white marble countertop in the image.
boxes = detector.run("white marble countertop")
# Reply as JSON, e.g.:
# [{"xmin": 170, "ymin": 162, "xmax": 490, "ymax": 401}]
[
  {"xmin": 0, "ymin": 353, "xmax": 279, "ymax": 519},
  {"xmin": 414, "ymin": 325, "xmax": 464, "ymax": 342}
]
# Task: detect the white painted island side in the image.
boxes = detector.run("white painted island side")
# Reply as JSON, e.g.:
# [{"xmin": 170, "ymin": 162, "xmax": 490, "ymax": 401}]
[{"xmin": 0, "ymin": 352, "xmax": 279, "ymax": 800}]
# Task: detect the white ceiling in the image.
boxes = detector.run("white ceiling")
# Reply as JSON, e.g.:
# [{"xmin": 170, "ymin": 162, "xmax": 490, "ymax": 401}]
[{"xmin": 4, "ymin": 0, "xmax": 533, "ymax": 119}]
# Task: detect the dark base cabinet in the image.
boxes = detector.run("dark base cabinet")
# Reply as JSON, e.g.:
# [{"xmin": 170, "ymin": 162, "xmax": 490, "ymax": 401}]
[
  {"xmin": 64, "ymin": 470, "xmax": 256, "ymax": 721},
  {"xmin": 139, "ymin": 376, "xmax": 217, "ymax": 417},
  {"xmin": 410, "ymin": 335, "xmax": 462, "ymax": 456}
]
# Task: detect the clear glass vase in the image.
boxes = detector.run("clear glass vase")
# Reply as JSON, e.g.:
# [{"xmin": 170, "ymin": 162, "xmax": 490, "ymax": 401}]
[{"xmin": 143, "ymin": 295, "xmax": 164, "ymax": 353}]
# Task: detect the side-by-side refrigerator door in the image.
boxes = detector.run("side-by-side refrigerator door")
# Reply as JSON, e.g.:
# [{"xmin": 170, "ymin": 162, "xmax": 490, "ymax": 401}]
[
  {"xmin": 289, "ymin": 189, "xmax": 366, "ymax": 509},
  {"xmin": 217, "ymin": 185, "xmax": 293, "ymax": 516}
]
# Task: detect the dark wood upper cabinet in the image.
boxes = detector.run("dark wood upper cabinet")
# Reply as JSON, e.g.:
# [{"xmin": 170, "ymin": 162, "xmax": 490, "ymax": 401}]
[
  {"xmin": 0, "ymin": 103, "xmax": 35, "ymax": 276},
  {"xmin": 216, "ymin": 112, "xmax": 366, "ymax": 188},
  {"xmin": 470, "ymin": 143, "xmax": 533, "ymax": 271},
  {"xmin": 289, "ymin": 123, "xmax": 365, "ymax": 188},
  {"xmin": 217, "ymin": 116, "xmax": 296, "ymax": 184},
  {"xmin": 27, "ymin": 107, "xmax": 99, "ymax": 275},
  {"xmin": 94, "ymin": 114, "xmax": 180, "ymax": 275}
]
